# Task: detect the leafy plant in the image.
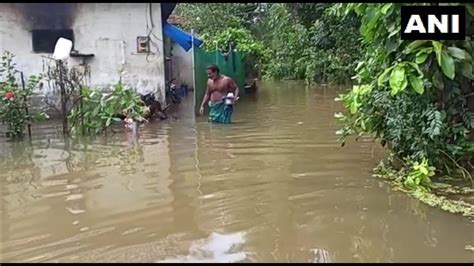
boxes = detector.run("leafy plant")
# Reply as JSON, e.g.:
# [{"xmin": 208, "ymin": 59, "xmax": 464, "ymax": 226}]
[
  {"xmin": 335, "ymin": 3, "xmax": 473, "ymax": 191},
  {"xmin": 68, "ymin": 81, "xmax": 146, "ymax": 135},
  {"xmin": 174, "ymin": 3, "xmax": 362, "ymax": 83},
  {"xmin": 202, "ymin": 28, "xmax": 264, "ymax": 56},
  {"xmin": 0, "ymin": 51, "xmax": 45, "ymax": 138},
  {"xmin": 404, "ymin": 159, "xmax": 435, "ymax": 191}
]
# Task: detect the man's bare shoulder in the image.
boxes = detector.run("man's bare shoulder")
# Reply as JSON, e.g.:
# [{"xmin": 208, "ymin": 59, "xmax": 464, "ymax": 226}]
[{"xmin": 222, "ymin": 75, "xmax": 235, "ymax": 83}]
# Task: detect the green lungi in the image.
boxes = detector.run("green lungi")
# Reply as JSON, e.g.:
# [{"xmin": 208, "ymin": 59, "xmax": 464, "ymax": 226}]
[{"xmin": 208, "ymin": 100, "xmax": 233, "ymax": 124}]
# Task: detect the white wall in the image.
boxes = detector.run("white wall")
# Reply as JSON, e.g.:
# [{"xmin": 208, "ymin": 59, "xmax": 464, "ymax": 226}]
[
  {"xmin": 171, "ymin": 42, "xmax": 194, "ymax": 90},
  {"xmin": 0, "ymin": 3, "xmax": 166, "ymax": 108}
]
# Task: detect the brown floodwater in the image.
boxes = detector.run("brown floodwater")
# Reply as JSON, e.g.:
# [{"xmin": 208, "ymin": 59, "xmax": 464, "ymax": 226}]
[{"xmin": 0, "ymin": 81, "xmax": 472, "ymax": 262}]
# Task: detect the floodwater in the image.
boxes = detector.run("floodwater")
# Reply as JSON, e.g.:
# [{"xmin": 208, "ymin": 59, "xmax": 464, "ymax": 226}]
[{"xmin": 0, "ymin": 81, "xmax": 472, "ymax": 262}]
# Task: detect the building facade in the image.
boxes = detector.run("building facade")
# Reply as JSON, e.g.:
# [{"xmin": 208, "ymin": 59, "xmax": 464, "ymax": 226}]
[{"xmin": 0, "ymin": 3, "xmax": 176, "ymax": 109}]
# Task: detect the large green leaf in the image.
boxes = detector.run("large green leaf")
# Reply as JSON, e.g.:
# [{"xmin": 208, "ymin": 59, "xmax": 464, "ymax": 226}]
[
  {"xmin": 432, "ymin": 41, "xmax": 443, "ymax": 65},
  {"xmin": 461, "ymin": 62, "xmax": 473, "ymax": 80},
  {"xmin": 381, "ymin": 3, "xmax": 393, "ymax": 14},
  {"xmin": 408, "ymin": 75, "xmax": 424, "ymax": 94},
  {"xmin": 467, "ymin": 4, "xmax": 474, "ymax": 16},
  {"xmin": 389, "ymin": 66, "xmax": 407, "ymax": 95},
  {"xmin": 440, "ymin": 51, "xmax": 455, "ymax": 80},
  {"xmin": 447, "ymin": 47, "xmax": 472, "ymax": 61},
  {"xmin": 407, "ymin": 62, "xmax": 424, "ymax": 77},
  {"xmin": 355, "ymin": 61, "xmax": 364, "ymax": 71},
  {"xmin": 377, "ymin": 65, "xmax": 394, "ymax": 87},
  {"xmin": 350, "ymin": 97, "xmax": 358, "ymax": 114},
  {"xmin": 404, "ymin": 40, "xmax": 429, "ymax": 54},
  {"xmin": 432, "ymin": 41, "xmax": 443, "ymax": 52},
  {"xmin": 415, "ymin": 52, "xmax": 429, "ymax": 64},
  {"xmin": 432, "ymin": 71, "xmax": 444, "ymax": 90}
]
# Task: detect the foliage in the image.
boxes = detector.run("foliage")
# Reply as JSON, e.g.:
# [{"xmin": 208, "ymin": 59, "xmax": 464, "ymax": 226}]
[
  {"xmin": 175, "ymin": 3, "xmax": 267, "ymax": 78},
  {"xmin": 0, "ymin": 51, "xmax": 45, "ymax": 138},
  {"xmin": 404, "ymin": 158, "xmax": 435, "ymax": 192},
  {"xmin": 335, "ymin": 3, "xmax": 474, "ymax": 191},
  {"xmin": 174, "ymin": 3, "xmax": 263, "ymax": 35},
  {"xmin": 174, "ymin": 3, "xmax": 362, "ymax": 84},
  {"xmin": 68, "ymin": 82, "xmax": 146, "ymax": 135},
  {"xmin": 260, "ymin": 4, "xmax": 311, "ymax": 81},
  {"xmin": 201, "ymin": 28, "xmax": 265, "ymax": 57},
  {"xmin": 0, "ymin": 53, "xmax": 146, "ymax": 138},
  {"xmin": 261, "ymin": 3, "xmax": 362, "ymax": 84},
  {"xmin": 305, "ymin": 7, "xmax": 362, "ymax": 84},
  {"xmin": 286, "ymin": 3, "xmax": 329, "ymax": 28}
]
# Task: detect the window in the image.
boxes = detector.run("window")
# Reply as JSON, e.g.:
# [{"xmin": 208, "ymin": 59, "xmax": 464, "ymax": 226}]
[{"xmin": 32, "ymin": 29, "xmax": 74, "ymax": 53}]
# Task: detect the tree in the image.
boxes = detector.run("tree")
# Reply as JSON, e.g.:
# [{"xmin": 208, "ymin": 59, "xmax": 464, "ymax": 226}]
[{"xmin": 336, "ymin": 3, "xmax": 474, "ymax": 190}]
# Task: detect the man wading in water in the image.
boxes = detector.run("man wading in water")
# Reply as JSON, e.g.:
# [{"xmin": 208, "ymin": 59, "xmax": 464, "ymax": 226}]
[{"xmin": 199, "ymin": 64, "xmax": 240, "ymax": 123}]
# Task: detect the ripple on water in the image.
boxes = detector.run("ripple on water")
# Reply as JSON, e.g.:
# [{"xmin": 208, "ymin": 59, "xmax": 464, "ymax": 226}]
[{"xmin": 0, "ymin": 83, "xmax": 473, "ymax": 263}]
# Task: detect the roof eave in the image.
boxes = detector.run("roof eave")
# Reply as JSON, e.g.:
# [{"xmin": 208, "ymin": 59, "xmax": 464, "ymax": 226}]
[{"xmin": 161, "ymin": 3, "xmax": 176, "ymax": 21}]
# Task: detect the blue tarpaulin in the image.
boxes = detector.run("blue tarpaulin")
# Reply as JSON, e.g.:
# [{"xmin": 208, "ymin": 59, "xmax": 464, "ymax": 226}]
[{"xmin": 163, "ymin": 22, "xmax": 204, "ymax": 52}]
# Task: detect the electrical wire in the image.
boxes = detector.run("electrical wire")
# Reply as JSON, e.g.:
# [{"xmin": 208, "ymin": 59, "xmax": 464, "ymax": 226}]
[{"xmin": 144, "ymin": 3, "xmax": 162, "ymax": 62}]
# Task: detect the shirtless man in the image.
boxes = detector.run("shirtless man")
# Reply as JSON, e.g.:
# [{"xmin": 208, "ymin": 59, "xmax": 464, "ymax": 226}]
[{"xmin": 199, "ymin": 64, "xmax": 240, "ymax": 123}]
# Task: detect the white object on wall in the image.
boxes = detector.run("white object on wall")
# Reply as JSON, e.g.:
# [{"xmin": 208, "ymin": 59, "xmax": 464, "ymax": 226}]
[{"xmin": 53, "ymin": 38, "xmax": 73, "ymax": 60}]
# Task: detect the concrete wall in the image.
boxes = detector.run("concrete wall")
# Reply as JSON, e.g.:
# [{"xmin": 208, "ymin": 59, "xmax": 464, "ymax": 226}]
[
  {"xmin": 170, "ymin": 42, "xmax": 194, "ymax": 90},
  {"xmin": 0, "ymin": 3, "xmax": 167, "ymax": 109},
  {"xmin": 162, "ymin": 36, "xmax": 194, "ymax": 90}
]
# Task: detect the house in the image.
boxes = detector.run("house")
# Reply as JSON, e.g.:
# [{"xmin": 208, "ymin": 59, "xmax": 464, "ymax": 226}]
[{"xmin": 0, "ymin": 3, "xmax": 178, "ymax": 108}]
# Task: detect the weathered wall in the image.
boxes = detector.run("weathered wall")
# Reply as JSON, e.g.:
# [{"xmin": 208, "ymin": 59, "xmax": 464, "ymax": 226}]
[
  {"xmin": 170, "ymin": 42, "xmax": 194, "ymax": 90},
  {"xmin": 0, "ymin": 3, "xmax": 166, "ymax": 109}
]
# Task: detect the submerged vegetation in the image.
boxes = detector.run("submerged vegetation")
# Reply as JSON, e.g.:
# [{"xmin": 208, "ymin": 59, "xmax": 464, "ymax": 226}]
[{"xmin": 374, "ymin": 159, "xmax": 474, "ymax": 221}]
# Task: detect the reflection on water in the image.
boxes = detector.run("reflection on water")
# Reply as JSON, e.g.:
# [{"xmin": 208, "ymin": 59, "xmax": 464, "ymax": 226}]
[
  {"xmin": 158, "ymin": 232, "xmax": 247, "ymax": 263},
  {"xmin": 0, "ymin": 81, "xmax": 473, "ymax": 262}
]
